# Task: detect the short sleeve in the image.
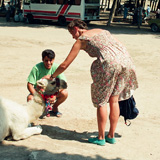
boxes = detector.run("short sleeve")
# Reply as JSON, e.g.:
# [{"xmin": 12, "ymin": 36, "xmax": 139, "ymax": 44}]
[
  {"xmin": 27, "ymin": 66, "xmax": 38, "ymax": 85},
  {"xmin": 52, "ymin": 63, "xmax": 67, "ymax": 82}
]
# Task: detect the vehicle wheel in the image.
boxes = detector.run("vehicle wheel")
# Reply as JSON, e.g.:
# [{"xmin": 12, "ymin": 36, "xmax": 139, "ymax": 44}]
[
  {"xmin": 151, "ymin": 23, "xmax": 159, "ymax": 32},
  {"xmin": 27, "ymin": 14, "xmax": 34, "ymax": 24},
  {"xmin": 58, "ymin": 16, "xmax": 66, "ymax": 26}
]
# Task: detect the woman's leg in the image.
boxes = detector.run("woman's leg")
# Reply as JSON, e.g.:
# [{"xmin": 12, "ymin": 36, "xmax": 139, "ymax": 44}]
[
  {"xmin": 108, "ymin": 95, "xmax": 120, "ymax": 138},
  {"xmin": 97, "ymin": 105, "xmax": 107, "ymax": 140},
  {"xmin": 88, "ymin": 105, "xmax": 107, "ymax": 145}
]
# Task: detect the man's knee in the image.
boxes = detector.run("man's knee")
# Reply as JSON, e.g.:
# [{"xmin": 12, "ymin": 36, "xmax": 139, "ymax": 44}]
[{"xmin": 57, "ymin": 89, "xmax": 68, "ymax": 100}]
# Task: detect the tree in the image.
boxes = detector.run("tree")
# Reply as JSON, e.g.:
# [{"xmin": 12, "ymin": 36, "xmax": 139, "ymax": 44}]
[{"xmin": 107, "ymin": 0, "xmax": 118, "ymax": 26}]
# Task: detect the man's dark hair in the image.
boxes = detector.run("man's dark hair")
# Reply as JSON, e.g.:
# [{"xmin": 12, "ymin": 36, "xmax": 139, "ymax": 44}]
[{"xmin": 42, "ymin": 49, "xmax": 55, "ymax": 60}]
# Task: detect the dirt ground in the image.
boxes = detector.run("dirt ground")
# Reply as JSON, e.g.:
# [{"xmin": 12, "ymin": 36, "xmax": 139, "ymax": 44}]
[{"xmin": 0, "ymin": 17, "xmax": 160, "ymax": 160}]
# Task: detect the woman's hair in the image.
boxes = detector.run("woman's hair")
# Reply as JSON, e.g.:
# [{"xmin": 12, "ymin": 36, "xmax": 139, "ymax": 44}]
[
  {"xmin": 42, "ymin": 49, "xmax": 55, "ymax": 60},
  {"xmin": 67, "ymin": 19, "xmax": 88, "ymax": 30}
]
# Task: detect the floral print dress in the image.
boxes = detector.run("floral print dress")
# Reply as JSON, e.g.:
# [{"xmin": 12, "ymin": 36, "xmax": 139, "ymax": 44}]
[{"xmin": 79, "ymin": 30, "xmax": 138, "ymax": 108}]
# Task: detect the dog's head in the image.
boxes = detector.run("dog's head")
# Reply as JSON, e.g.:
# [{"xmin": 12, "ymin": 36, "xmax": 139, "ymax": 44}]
[{"xmin": 36, "ymin": 78, "xmax": 67, "ymax": 95}]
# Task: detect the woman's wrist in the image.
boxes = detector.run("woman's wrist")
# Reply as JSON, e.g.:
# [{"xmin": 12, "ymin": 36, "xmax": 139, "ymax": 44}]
[{"xmin": 50, "ymin": 75, "xmax": 55, "ymax": 79}]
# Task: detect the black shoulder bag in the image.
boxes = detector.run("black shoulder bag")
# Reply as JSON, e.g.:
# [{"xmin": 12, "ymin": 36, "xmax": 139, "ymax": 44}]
[{"xmin": 119, "ymin": 96, "xmax": 139, "ymax": 126}]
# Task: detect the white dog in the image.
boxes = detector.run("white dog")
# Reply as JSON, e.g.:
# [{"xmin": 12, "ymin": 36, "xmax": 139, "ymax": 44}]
[{"xmin": 0, "ymin": 78, "xmax": 67, "ymax": 142}]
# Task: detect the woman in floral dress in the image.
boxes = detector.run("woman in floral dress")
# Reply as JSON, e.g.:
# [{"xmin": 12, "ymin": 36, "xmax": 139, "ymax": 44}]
[{"xmin": 47, "ymin": 19, "xmax": 138, "ymax": 146}]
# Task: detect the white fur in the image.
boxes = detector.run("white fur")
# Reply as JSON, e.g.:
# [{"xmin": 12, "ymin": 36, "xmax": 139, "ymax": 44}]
[{"xmin": 0, "ymin": 78, "xmax": 67, "ymax": 141}]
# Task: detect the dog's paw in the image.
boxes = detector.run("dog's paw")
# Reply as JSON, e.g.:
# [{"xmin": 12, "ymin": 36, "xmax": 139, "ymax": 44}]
[{"xmin": 35, "ymin": 125, "xmax": 42, "ymax": 134}]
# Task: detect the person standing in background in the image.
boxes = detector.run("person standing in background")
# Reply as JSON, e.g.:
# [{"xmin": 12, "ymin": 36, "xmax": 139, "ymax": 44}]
[
  {"xmin": 147, "ymin": 5, "xmax": 151, "ymax": 17},
  {"xmin": 156, "ymin": 8, "xmax": 160, "ymax": 18},
  {"xmin": 5, "ymin": 2, "xmax": 11, "ymax": 22}
]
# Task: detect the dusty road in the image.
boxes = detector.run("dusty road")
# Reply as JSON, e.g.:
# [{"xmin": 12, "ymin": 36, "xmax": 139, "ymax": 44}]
[{"xmin": 0, "ymin": 17, "xmax": 160, "ymax": 160}]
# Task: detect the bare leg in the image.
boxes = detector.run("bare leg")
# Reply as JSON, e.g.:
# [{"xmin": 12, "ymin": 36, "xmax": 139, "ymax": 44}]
[
  {"xmin": 97, "ymin": 105, "xmax": 107, "ymax": 140},
  {"xmin": 88, "ymin": 105, "xmax": 107, "ymax": 145},
  {"xmin": 108, "ymin": 95, "xmax": 120, "ymax": 138},
  {"xmin": 52, "ymin": 89, "xmax": 68, "ymax": 112}
]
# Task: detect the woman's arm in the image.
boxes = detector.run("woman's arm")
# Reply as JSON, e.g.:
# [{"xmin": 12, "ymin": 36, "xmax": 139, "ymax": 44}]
[{"xmin": 50, "ymin": 39, "xmax": 82, "ymax": 79}]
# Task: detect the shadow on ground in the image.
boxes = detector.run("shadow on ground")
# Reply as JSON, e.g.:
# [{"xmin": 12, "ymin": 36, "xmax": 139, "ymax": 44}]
[
  {"xmin": 41, "ymin": 125, "xmax": 121, "ymax": 144},
  {"xmin": 0, "ymin": 125, "xmax": 122, "ymax": 160},
  {"xmin": 0, "ymin": 142, "xmax": 123, "ymax": 160}
]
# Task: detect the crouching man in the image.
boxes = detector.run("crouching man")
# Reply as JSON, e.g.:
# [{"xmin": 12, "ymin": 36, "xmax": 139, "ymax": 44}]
[{"xmin": 27, "ymin": 49, "xmax": 68, "ymax": 117}]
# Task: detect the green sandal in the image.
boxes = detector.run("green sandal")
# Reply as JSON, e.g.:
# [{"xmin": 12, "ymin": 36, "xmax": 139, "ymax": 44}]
[
  {"xmin": 105, "ymin": 136, "xmax": 116, "ymax": 144},
  {"xmin": 88, "ymin": 137, "xmax": 105, "ymax": 146}
]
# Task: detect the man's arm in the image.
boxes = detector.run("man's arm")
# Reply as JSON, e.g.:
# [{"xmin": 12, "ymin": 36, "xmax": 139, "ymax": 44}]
[{"xmin": 27, "ymin": 82, "xmax": 35, "ymax": 95}]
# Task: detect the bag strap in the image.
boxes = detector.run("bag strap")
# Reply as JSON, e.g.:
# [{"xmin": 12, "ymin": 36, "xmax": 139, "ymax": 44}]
[{"xmin": 125, "ymin": 119, "xmax": 131, "ymax": 126}]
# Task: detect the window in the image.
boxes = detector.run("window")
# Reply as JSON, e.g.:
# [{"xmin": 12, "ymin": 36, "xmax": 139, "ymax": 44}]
[
  {"xmin": 85, "ymin": 0, "xmax": 99, "ymax": 3},
  {"xmin": 56, "ymin": 0, "xmax": 81, "ymax": 5},
  {"xmin": 46, "ymin": 0, "xmax": 56, "ymax": 4},
  {"xmin": 31, "ymin": 0, "xmax": 40, "ymax": 3},
  {"xmin": 24, "ymin": 0, "xmax": 30, "ymax": 4},
  {"xmin": 74, "ymin": 0, "xmax": 80, "ymax": 5},
  {"xmin": 57, "ymin": 0, "xmax": 64, "ymax": 4},
  {"xmin": 30, "ymin": 0, "xmax": 48, "ymax": 3}
]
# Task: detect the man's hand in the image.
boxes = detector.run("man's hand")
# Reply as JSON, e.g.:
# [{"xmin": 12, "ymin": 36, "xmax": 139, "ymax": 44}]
[{"xmin": 43, "ymin": 75, "xmax": 51, "ymax": 80}]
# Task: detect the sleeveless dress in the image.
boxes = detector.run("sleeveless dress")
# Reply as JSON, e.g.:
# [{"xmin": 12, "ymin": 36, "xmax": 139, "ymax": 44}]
[{"xmin": 79, "ymin": 30, "xmax": 138, "ymax": 108}]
